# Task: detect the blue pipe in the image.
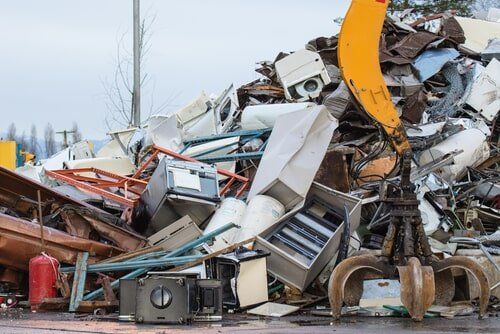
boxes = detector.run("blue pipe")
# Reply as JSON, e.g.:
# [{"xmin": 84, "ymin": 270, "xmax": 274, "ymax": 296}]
[
  {"xmin": 60, "ymin": 250, "xmax": 168, "ymax": 273},
  {"xmin": 61, "ymin": 255, "xmax": 199, "ymax": 273},
  {"xmin": 197, "ymin": 152, "xmax": 264, "ymax": 163},
  {"xmin": 83, "ymin": 222, "xmax": 237, "ymax": 301},
  {"xmin": 82, "ymin": 256, "xmax": 200, "ymax": 273},
  {"xmin": 183, "ymin": 128, "xmax": 271, "ymax": 145}
]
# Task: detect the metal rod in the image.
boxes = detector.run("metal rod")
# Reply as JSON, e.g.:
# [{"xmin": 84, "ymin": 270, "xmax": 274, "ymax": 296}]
[
  {"xmin": 83, "ymin": 222, "xmax": 238, "ymax": 301},
  {"xmin": 183, "ymin": 128, "xmax": 271, "ymax": 145},
  {"xmin": 36, "ymin": 190, "xmax": 45, "ymax": 252},
  {"xmin": 61, "ymin": 255, "xmax": 200, "ymax": 273},
  {"xmin": 96, "ymin": 246, "xmax": 164, "ymax": 264},
  {"xmin": 197, "ymin": 152, "xmax": 264, "ymax": 164},
  {"xmin": 61, "ymin": 250, "xmax": 168, "ymax": 272}
]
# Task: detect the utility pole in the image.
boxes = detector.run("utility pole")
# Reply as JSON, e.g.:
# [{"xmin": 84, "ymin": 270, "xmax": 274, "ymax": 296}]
[
  {"xmin": 132, "ymin": 0, "xmax": 141, "ymax": 127},
  {"xmin": 56, "ymin": 130, "xmax": 75, "ymax": 149}
]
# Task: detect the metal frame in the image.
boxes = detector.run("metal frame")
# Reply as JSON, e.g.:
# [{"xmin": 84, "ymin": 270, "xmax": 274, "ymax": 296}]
[
  {"xmin": 69, "ymin": 252, "xmax": 89, "ymax": 312},
  {"xmin": 133, "ymin": 145, "xmax": 249, "ymax": 197},
  {"xmin": 181, "ymin": 129, "xmax": 270, "ymax": 163},
  {"xmin": 83, "ymin": 222, "xmax": 237, "ymax": 301},
  {"xmin": 45, "ymin": 168, "xmax": 146, "ymax": 207},
  {"xmin": 45, "ymin": 145, "xmax": 250, "ymax": 208}
]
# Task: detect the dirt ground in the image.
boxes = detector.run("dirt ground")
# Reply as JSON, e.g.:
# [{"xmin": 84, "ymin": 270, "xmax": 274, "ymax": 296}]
[{"xmin": 0, "ymin": 310, "xmax": 499, "ymax": 334}]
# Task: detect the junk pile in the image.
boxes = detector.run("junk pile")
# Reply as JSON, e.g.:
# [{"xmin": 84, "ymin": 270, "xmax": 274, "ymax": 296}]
[{"xmin": 1, "ymin": 8, "xmax": 499, "ymax": 323}]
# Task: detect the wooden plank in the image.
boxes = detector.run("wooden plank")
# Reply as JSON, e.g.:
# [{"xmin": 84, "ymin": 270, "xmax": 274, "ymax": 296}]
[
  {"xmin": 76, "ymin": 300, "xmax": 119, "ymax": 313},
  {"xmin": 169, "ymin": 237, "xmax": 256, "ymax": 272},
  {"xmin": 69, "ymin": 252, "xmax": 89, "ymax": 312},
  {"xmin": 38, "ymin": 297, "xmax": 69, "ymax": 311},
  {"xmin": 95, "ymin": 245, "xmax": 163, "ymax": 264}
]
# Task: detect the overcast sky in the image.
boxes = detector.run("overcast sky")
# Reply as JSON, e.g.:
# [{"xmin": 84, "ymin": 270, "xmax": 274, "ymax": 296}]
[{"xmin": 0, "ymin": 0, "xmax": 349, "ymax": 139}]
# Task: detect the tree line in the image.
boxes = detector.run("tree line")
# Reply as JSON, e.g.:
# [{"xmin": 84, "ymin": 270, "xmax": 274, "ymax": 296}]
[
  {"xmin": 389, "ymin": 0, "xmax": 496, "ymax": 17},
  {"xmin": 3, "ymin": 122, "xmax": 82, "ymax": 158}
]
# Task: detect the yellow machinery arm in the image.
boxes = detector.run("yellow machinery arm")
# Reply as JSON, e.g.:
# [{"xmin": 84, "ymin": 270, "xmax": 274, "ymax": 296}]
[
  {"xmin": 330, "ymin": 0, "xmax": 490, "ymax": 322},
  {"xmin": 338, "ymin": 0, "xmax": 411, "ymax": 155}
]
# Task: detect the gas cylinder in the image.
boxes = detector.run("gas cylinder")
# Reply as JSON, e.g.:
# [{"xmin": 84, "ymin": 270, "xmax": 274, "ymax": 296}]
[{"xmin": 29, "ymin": 254, "xmax": 59, "ymax": 310}]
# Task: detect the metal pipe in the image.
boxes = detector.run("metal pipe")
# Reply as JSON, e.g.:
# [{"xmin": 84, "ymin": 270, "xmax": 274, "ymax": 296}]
[
  {"xmin": 75, "ymin": 256, "xmax": 200, "ymax": 273},
  {"xmin": 183, "ymin": 128, "xmax": 271, "ymax": 145},
  {"xmin": 83, "ymin": 222, "xmax": 238, "ymax": 301},
  {"xmin": 36, "ymin": 190, "xmax": 45, "ymax": 252},
  {"xmin": 60, "ymin": 251, "xmax": 170, "ymax": 273},
  {"xmin": 97, "ymin": 246, "xmax": 164, "ymax": 264},
  {"xmin": 197, "ymin": 152, "xmax": 264, "ymax": 164}
]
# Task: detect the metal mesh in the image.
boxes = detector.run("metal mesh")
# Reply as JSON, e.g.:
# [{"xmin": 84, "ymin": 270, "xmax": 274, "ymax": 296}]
[{"xmin": 427, "ymin": 63, "xmax": 472, "ymax": 119}]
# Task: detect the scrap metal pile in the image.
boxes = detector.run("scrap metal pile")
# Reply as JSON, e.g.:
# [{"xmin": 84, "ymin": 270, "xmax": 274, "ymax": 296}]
[{"xmin": 0, "ymin": 8, "xmax": 499, "ymax": 323}]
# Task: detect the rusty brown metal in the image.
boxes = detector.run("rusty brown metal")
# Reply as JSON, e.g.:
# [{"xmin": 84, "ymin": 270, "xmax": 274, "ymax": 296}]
[
  {"xmin": 95, "ymin": 245, "xmax": 163, "ymax": 265},
  {"xmin": 44, "ymin": 168, "xmax": 145, "ymax": 207},
  {"xmin": 389, "ymin": 31, "xmax": 439, "ymax": 58},
  {"xmin": 329, "ymin": 153, "xmax": 492, "ymax": 322},
  {"xmin": 0, "ymin": 267, "xmax": 23, "ymax": 290},
  {"xmin": 0, "ymin": 213, "xmax": 122, "ymax": 271},
  {"xmin": 315, "ymin": 148, "xmax": 354, "ymax": 193},
  {"xmin": 432, "ymin": 256, "xmax": 490, "ymax": 319},
  {"xmin": 58, "ymin": 205, "xmax": 146, "ymax": 251},
  {"xmin": 100, "ymin": 276, "xmax": 117, "ymax": 303},
  {"xmin": 0, "ymin": 166, "xmax": 146, "ymax": 251},
  {"xmin": 56, "ymin": 273, "xmax": 71, "ymax": 299},
  {"xmin": 433, "ymin": 269, "xmax": 455, "ymax": 306},
  {"xmin": 328, "ymin": 255, "xmax": 391, "ymax": 320},
  {"xmin": 397, "ymin": 257, "xmax": 435, "ymax": 321},
  {"xmin": 76, "ymin": 300, "xmax": 118, "ymax": 313},
  {"xmin": 45, "ymin": 145, "xmax": 251, "ymax": 207},
  {"xmin": 60, "ymin": 209, "xmax": 92, "ymax": 239},
  {"xmin": 38, "ymin": 298, "xmax": 69, "ymax": 311}
]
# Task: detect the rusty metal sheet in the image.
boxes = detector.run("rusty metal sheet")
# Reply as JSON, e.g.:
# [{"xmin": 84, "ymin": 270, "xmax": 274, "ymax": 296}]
[
  {"xmin": 57, "ymin": 205, "xmax": 146, "ymax": 251},
  {"xmin": 380, "ymin": 49, "xmax": 413, "ymax": 65},
  {"xmin": 402, "ymin": 90, "xmax": 427, "ymax": 124},
  {"xmin": 315, "ymin": 148, "xmax": 354, "ymax": 193},
  {"xmin": 397, "ymin": 257, "xmax": 435, "ymax": 321},
  {"xmin": 328, "ymin": 255, "xmax": 392, "ymax": 320},
  {"xmin": 0, "ymin": 166, "xmax": 146, "ymax": 251},
  {"xmin": 0, "ymin": 212, "xmax": 122, "ymax": 271},
  {"xmin": 441, "ymin": 17, "xmax": 465, "ymax": 44},
  {"xmin": 389, "ymin": 31, "xmax": 440, "ymax": 59},
  {"xmin": 0, "ymin": 268, "xmax": 23, "ymax": 290},
  {"xmin": 432, "ymin": 256, "xmax": 490, "ymax": 319}
]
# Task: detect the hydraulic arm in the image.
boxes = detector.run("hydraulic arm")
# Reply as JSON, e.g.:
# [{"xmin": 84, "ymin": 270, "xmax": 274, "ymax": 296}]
[
  {"xmin": 338, "ymin": 0, "xmax": 410, "ymax": 155},
  {"xmin": 329, "ymin": 0, "xmax": 490, "ymax": 321}
]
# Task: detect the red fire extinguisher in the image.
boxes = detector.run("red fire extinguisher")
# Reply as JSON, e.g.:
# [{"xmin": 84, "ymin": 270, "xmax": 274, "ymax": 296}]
[{"xmin": 29, "ymin": 253, "xmax": 59, "ymax": 311}]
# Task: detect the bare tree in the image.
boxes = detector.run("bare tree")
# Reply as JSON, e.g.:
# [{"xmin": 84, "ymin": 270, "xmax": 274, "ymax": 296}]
[
  {"xmin": 102, "ymin": 13, "xmax": 175, "ymax": 130},
  {"xmin": 29, "ymin": 124, "xmax": 38, "ymax": 155},
  {"xmin": 71, "ymin": 122, "xmax": 82, "ymax": 144},
  {"xmin": 44, "ymin": 123, "xmax": 56, "ymax": 157},
  {"xmin": 6, "ymin": 123, "xmax": 16, "ymax": 141},
  {"xmin": 18, "ymin": 131, "xmax": 27, "ymax": 150}
]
